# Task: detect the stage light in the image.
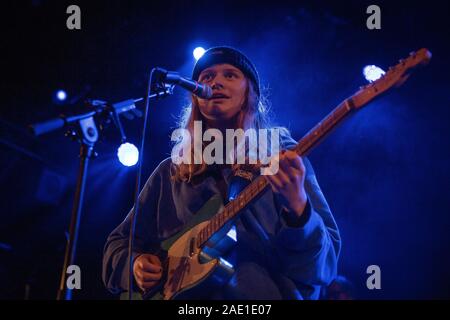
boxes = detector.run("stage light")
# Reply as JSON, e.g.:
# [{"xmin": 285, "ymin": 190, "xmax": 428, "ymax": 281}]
[
  {"xmin": 363, "ymin": 65, "xmax": 385, "ymax": 82},
  {"xmin": 193, "ymin": 47, "xmax": 206, "ymax": 60},
  {"xmin": 117, "ymin": 143, "xmax": 139, "ymax": 167},
  {"xmin": 56, "ymin": 90, "xmax": 67, "ymax": 101}
]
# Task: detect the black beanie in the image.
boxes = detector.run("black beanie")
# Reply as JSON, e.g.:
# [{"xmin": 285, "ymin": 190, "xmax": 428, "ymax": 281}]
[{"xmin": 192, "ymin": 46, "xmax": 260, "ymax": 97}]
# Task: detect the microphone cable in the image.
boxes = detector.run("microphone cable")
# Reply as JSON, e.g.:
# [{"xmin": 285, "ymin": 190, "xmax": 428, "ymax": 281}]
[{"xmin": 127, "ymin": 68, "xmax": 159, "ymax": 300}]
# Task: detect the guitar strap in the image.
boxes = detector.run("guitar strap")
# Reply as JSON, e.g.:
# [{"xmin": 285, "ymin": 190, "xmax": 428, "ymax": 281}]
[
  {"xmin": 208, "ymin": 166, "xmax": 229, "ymax": 204},
  {"xmin": 227, "ymin": 173, "xmax": 271, "ymax": 243},
  {"xmin": 208, "ymin": 165, "xmax": 270, "ymax": 242}
]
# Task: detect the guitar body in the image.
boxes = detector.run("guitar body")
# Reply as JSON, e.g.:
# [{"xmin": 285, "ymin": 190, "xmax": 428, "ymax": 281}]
[{"xmin": 143, "ymin": 194, "xmax": 236, "ymax": 300}]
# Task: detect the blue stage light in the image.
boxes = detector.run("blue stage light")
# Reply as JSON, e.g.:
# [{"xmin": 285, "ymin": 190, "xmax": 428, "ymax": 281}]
[
  {"xmin": 193, "ymin": 47, "xmax": 206, "ymax": 60},
  {"xmin": 363, "ymin": 65, "xmax": 385, "ymax": 82},
  {"xmin": 56, "ymin": 90, "xmax": 67, "ymax": 101},
  {"xmin": 117, "ymin": 143, "xmax": 139, "ymax": 167}
]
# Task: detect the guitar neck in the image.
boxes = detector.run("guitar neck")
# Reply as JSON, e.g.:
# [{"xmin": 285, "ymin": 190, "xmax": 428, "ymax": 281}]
[
  {"xmin": 295, "ymin": 99, "xmax": 355, "ymax": 155},
  {"xmin": 195, "ymin": 98, "xmax": 355, "ymax": 248}
]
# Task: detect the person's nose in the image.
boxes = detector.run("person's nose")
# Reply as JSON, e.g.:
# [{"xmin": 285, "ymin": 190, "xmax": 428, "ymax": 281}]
[{"xmin": 210, "ymin": 75, "xmax": 225, "ymax": 90}]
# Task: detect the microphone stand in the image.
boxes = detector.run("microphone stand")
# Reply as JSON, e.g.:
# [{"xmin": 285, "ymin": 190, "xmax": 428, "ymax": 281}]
[{"xmin": 30, "ymin": 86, "xmax": 174, "ymax": 300}]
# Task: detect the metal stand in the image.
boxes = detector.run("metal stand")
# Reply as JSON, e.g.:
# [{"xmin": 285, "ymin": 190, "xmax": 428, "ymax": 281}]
[
  {"xmin": 30, "ymin": 86, "xmax": 174, "ymax": 300},
  {"xmin": 57, "ymin": 120, "xmax": 97, "ymax": 300}
]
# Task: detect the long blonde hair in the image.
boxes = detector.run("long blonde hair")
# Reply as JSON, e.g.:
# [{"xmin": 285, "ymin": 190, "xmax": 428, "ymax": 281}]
[{"xmin": 171, "ymin": 79, "xmax": 285, "ymax": 182}]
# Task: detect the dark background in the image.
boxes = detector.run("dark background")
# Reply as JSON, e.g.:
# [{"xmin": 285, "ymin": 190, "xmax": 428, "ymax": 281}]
[{"xmin": 1, "ymin": 0, "xmax": 449, "ymax": 299}]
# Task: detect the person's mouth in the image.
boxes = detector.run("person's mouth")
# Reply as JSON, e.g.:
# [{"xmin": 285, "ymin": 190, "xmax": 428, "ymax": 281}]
[{"xmin": 210, "ymin": 93, "xmax": 230, "ymax": 100}]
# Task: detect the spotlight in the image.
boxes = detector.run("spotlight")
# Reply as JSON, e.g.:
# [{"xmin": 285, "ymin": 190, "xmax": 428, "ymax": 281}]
[
  {"xmin": 193, "ymin": 47, "xmax": 206, "ymax": 60},
  {"xmin": 363, "ymin": 65, "xmax": 385, "ymax": 82},
  {"xmin": 56, "ymin": 90, "xmax": 67, "ymax": 101},
  {"xmin": 117, "ymin": 142, "xmax": 139, "ymax": 167}
]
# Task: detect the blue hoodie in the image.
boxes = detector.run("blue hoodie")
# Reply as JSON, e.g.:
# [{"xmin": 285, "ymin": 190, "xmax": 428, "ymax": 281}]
[{"xmin": 102, "ymin": 134, "xmax": 341, "ymax": 299}]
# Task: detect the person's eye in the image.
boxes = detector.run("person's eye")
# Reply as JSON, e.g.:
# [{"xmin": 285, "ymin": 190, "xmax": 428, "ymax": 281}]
[
  {"xmin": 200, "ymin": 73, "xmax": 213, "ymax": 81},
  {"xmin": 225, "ymin": 72, "xmax": 237, "ymax": 79}
]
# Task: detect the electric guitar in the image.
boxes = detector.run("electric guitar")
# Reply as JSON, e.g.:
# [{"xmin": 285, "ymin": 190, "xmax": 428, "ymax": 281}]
[{"xmin": 141, "ymin": 48, "xmax": 431, "ymax": 300}]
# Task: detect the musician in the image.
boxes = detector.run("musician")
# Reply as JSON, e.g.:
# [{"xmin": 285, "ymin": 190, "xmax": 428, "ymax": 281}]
[{"xmin": 102, "ymin": 46, "xmax": 341, "ymax": 299}]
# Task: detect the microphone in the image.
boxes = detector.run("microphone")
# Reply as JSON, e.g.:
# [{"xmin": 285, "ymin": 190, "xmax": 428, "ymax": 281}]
[{"xmin": 155, "ymin": 68, "xmax": 213, "ymax": 99}]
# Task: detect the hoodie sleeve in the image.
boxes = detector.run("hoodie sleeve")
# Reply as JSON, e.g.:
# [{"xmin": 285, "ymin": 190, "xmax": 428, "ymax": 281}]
[
  {"xmin": 101, "ymin": 161, "xmax": 165, "ymax": 294},
  {"xmin": 274, "ymin": 131, "xmax": 341, "ymax": 294}
]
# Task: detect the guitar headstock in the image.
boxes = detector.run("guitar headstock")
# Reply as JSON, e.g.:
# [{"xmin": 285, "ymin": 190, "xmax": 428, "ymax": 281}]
[{"xmin": 351, "ymin": 48, "xmax": 432, "ymax": 109}]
